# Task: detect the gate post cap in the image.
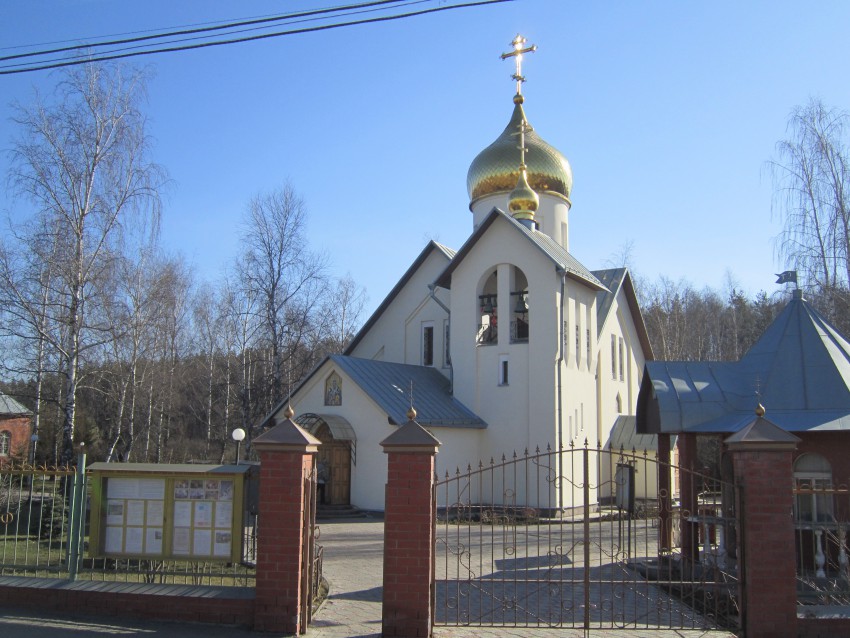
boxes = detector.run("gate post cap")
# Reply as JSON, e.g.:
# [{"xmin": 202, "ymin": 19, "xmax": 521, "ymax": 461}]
[
  {"xmin": 381, "ymin": 419, "xmax": 441, "ymax": 454},
  {"xmin": 724, "ymin": 411, "xmax": 799, "ymax": 451},
  {"xmin": 254, "ymin": 416, "xmax": 321, "ymax": 453}
]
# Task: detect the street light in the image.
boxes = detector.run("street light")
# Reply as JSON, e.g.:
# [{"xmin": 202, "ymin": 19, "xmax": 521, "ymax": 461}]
[
  {"xmin": 231, "ymin": 428, "xmax": 246, "ymax": 465},
  {"xmin": 30, "ymin": 433, "xmax": 39, "ymax": 465}
]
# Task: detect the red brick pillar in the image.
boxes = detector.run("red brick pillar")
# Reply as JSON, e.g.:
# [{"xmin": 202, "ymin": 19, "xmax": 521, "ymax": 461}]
[
  {"xmin": 726, "ymin": 410, "xmax": 799, "ymax": 638},
  {"xmin": 380, "ymin": 410, "xmax": 441, "ymax": 638},
  {"xmin": 252, "ymin": 409, "xmax": 320, "ymax": 634}
]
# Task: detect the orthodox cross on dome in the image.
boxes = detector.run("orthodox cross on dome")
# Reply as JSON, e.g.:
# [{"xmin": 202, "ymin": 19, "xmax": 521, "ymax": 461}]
[{"xmin": 500, "ymin": 34, "xmax": 537, "ymax": 97}]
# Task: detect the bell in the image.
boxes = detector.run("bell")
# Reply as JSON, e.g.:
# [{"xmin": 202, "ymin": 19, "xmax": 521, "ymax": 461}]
[{"xmin": 514, "ymin": 292, "xmax": 527, "ymax": 314}]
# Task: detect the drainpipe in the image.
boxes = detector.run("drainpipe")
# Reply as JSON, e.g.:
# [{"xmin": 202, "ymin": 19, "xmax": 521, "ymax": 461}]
[
  {"xmin": 557, "ymin": 269, "xmax": 566, "ymax": 510},
  {"xmin": 428, "ymin": 284, "xmax": 453, "ymax": 394}
]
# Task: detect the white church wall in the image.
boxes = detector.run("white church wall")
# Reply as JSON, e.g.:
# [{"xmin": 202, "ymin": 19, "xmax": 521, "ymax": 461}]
[
  {"xmin": 470, "ymin": 194, "xmax": 571, "ymax": 251},
  {"xmin": 348, "ymin": 248, "xmax": 450, "ymax": 364}
]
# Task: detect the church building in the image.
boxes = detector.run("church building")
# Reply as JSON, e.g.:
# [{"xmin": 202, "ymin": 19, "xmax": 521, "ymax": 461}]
[{"xmin": 261, "ymin": 37, "xmax": 653, "ymax": 511}]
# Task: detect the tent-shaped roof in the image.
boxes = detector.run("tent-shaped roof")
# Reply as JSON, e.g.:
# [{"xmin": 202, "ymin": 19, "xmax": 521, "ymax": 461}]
[{"xmin": 637, "ymin": 290, "xmax": 850, "ymax": 434}]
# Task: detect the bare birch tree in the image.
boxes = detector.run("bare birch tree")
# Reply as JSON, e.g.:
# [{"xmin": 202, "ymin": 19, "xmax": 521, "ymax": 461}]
[{"xmin": 7, "ymin": 62, "xmax": 166, "ymax": 463}]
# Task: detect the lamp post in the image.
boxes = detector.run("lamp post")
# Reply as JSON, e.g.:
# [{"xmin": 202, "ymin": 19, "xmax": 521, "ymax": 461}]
[
  {"xmin": 30, "ymin": 433, "xmax": 39, "ymax": 465},
  {"xmin": 231, "ymin": 428, "xmax": 246, "ymax": 465}
]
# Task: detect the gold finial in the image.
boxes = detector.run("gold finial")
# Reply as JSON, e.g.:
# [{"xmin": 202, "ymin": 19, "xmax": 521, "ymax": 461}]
[
  {"xmin": 284, "ymin": 404, "xmax": 295, "ymax": 419},
  {"xmin": 407, "ymin": 406, "xmax": 417, "ymax": 420},
  {"xmin": 501, "ymin": 34, "xmax": 537, "ymax": 99},
  {"xmin": 755, "ymin": 403, "xmax": 766, "ymax": 417}
]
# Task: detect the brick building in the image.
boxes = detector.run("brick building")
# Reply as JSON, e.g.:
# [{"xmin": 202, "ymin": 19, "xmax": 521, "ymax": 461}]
[{"xmin": 0, "ymin": 392, "xmax": 33, "ymax": 465}]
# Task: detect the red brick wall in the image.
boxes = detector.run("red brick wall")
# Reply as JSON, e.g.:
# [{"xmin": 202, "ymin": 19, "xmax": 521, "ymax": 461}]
[
  {"xmin": 795, "ymin": 431, "xmax": 850, "ymax": 483},
  {"xmin": 0, "ymin": 582, "xmax": 254, "ymax": 627},
  {"xmin": 382, "ymin": 451, "xmax": 435, "ymax": 638},
  {"xmin": 0, "ymin": 415, "xmax": 31, "ymax": 464}
]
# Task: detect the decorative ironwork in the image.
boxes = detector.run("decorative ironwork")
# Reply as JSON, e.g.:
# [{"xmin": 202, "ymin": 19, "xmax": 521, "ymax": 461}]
[{"xmin": 433, "ymin": 443, "xmax": 741, "ymax": 631}]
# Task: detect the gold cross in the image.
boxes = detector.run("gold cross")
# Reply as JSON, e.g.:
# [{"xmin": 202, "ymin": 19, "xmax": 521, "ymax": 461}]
[{"xmin": 500, "ymin": 34, "xmax": 537, "ymax": 96}]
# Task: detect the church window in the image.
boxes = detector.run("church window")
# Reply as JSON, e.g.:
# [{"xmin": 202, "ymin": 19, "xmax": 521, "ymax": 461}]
[
  {"xmin": 586, "ymin": 329, "xmax": 591, "ymax": 364},
  {"xmin": 422, "ymin": 323, "xmax": 434, "ymax": 366},
  {"xmin": 443, "ymin": 320, "xmax": 450, "ymax": 368},
  {"xmin": 324, "ymin": 372, "xmax": 342, "ymax": 406},
  {"xmin": 611, "ymin": 335, "xmax": 617, "ymax": 379},
  {"xmin": 477, "ymin": 271, "xmax": 498, "ymax": 346},
  {"xmin": 499, "ymin": 355, "xmax": 509, "ymax": 386},
  {"xmin": 0, "ymin": 430, "xmax": 10, "ymax": 456},
  {"xmin": 616, "ymin": 394, "xmax": 622, "ymax": 414},
  {"xmin": 794, "ymin": 454, "xmax": 834, "ymax": 522},
  {"xmin": 575, "ymin": 325, "xmax": 580, "ymax": 361},
  {"xmin": 511, "ymin": 289, "xmax": 529, "ymax": 342},
  {"xmin": 619, "ymin": 338, "xmax": 625, "ymax": 381}
]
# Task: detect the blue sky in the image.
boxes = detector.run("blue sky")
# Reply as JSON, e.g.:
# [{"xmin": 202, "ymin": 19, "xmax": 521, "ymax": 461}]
[{"xmin": 2, "ymin": 0, "xmax": 849, "ymax": 316}]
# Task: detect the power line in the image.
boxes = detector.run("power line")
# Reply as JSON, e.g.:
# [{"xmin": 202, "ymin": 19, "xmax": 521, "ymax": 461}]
[
  {"xmin": 0, "ymin": 0, "xmax": 409, "ymax": 62},
  {"xmin": 0, "ymin": 0, "xmax": 513, "ymax": 75}
]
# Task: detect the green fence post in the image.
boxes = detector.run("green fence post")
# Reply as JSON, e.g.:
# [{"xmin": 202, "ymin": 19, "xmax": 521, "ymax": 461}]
[{"xmin": 67, "ymin": 446, "xmax": 87, "ymax": 581}]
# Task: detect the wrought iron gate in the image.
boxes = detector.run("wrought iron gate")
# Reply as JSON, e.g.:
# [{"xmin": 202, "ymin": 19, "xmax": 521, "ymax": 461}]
[{"xmin": 433, "ymin": 443, "xmax": 741, "ymax": 631}]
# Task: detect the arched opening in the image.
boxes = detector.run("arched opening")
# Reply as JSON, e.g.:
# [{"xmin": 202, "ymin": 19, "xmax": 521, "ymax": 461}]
[
  {"xmin": 477, "ymin": 270, "xmax": 498, "ymax": 345},
  {"xmin": 299, "ymin": 413, "xmax": 355, "ymax": 506},
  {"xmin": 794, "ymin": 453, "xmax": 833, "ymax": 522},
  {"xmin": 510, "ymin": 266, "xmax": 529, "ymax": 343}
]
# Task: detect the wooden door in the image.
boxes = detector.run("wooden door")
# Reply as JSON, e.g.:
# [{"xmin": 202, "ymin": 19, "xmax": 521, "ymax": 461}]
[{"xmin": 330, "ymin": 443, "xmax": 351, "ymax": 505}]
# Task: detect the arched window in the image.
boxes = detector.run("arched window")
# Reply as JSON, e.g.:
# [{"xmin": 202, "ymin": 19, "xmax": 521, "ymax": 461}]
[
  {"xmin": 510, "ymin": 267, "xmax": 529, "ymax": 344},
  {"xmin": 477, "ymin": 271, "xmax": 498, "ymax": 346},
  {"xmin": 794, "ymin": 453, "xmax": 833, "ymax": 522},
  {"xmin": 615, "ymin": 394, "xmax": 623, "ymax": 414},
  {"xmin": 0, "ymin": 430, "xmax": 10, "ymax": 456}
]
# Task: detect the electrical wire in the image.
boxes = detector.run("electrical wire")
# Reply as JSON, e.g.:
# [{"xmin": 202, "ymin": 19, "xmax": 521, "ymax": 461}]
[{"xmin": 0, "ymin": 0, "xmax": 513, "ymax": 75}]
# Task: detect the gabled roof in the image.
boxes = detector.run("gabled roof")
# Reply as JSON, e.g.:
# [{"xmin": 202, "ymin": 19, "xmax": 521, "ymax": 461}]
[
  {"xmin": 433, "ymin": 208, "xmax": 607, "ymax": 292},
  {"xmin": 591, "ymin": 268, "xmax": 654, "ymax": 361},
  {"xmin": 344, "ymin": 240, "xmax": 455, "ymax": 355},
  {"xmin": 264, "ymin": 355, "xmax": 486, "ymax": 430},
  {"xmin": 638, "ymin": 290, "xmax": 850, "ymax": 434},
  {"xmin": 0, "ymin": 393, "xmax": 31, "ymax": 417}
]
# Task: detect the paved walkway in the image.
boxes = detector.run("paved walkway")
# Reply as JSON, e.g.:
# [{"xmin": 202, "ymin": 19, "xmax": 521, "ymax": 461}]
[{"xmin": 0, "ymin": 516, "xmax": 736, "ymax": 637}]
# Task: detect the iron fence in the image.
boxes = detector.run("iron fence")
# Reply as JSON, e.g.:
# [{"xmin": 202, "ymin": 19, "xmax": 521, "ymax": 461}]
[
  {"xmin": 793, "ymin": 484, "xmax": 850, "ymax": 605},
  {"xmin": 433, "ymin": 443, "xmax": 741, "ymax": 631}
]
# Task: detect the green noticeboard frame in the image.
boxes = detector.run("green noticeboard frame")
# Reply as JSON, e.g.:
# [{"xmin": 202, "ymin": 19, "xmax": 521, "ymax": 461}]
[{"xmin": 88, "ymin": 463, "xmax": 251, "ymax": 563}]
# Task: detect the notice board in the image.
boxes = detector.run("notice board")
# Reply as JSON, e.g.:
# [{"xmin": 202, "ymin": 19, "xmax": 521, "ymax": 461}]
[{"xmin": 88, "ymin": 463, "xmax": 250, "ymax": 563}]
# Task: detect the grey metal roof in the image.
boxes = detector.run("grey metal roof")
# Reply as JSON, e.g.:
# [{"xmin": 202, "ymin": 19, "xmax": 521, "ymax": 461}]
[
  {"xmin": 298, "ymin": 413, "xmax": 357, "ymax": 441},
  {"xmin": 639, "ymin": 291, "xmax": 850, "ymax": 434},
  {"xmin": 604, "ymin": 415, "xmax": 660, "ymax": 452},
  {"xmin": 0, "ymin": 392, "xmax": 31, "ymax": 416},
  {"xmin": 344, "ymin": 241, "xmax": 454, "ymax": 356},
  {"xmin": 591, "ymin": 268, "xmax": 655, "ymax": 361},
  {"xmin": 434, "ymin": 208, "xmax": 607, "ymax": 292},
  {"xmin": 329, "ymin": 355, "xmax": 486, "ymax": 428}
]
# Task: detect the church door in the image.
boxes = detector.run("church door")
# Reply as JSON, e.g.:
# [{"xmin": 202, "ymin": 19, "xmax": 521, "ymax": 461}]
[{"xmin": 314, "ymin": 423, "xmax": 351, "ymax": 506}]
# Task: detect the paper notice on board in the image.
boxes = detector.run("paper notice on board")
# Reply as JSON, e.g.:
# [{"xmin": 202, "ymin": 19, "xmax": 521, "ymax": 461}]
[
  {"xmin": 173, "ymin": 527, "xmax": 191, "ymax": 554},
  {"xmin": 214, "ymin": 501, "xmax": 232, "ymax": 528},
  {"xmin": 194, "ymin": 501, "xmax": 212, "ymax": 528},
  {"xmin": 146, "ymin": 528, "xmax": 163, "ymax": 554},
  {"xmin": 125, "ymin": 527, "xmax": 144, "ymax": 554},
  {"xmin": 193, "ymin": 529, "xmax": 212, "ymax": 556},
  {"xmin": 138, "ymin": 478, "xmax": 165, "ymax": 499},
  {"xmin": 126, "ymin": 500, "xmax": 145, "ymax": 526},
  {"xmin": 213, "ymin": 531, "xmax": 232, "ymax": 557},
  {"xmin": 107, "ymin": 478, "xmax": 138, "ymax": 499},
  {"xmin": 146, "ymin": 500, "xmax": 164, "ymax": 526},
  {"xmin": 106, "ymin": 500, "xmax": 124, "ymax": 526},
  {"xmin": 173, "ymin": 501, "xmax": 192, "ymax": 527},
  {"xmin": 105, "ymin": 526, "xmax": 123, "ymax": 553}
]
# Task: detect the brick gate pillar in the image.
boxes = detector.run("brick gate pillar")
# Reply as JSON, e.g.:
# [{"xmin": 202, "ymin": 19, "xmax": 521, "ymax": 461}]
[
  {"xmin": 252, "ymin": 407, "xmax": 320, "ymax": 634},
  {"xmin": 726, "ymin": 406, "xmax": 799, "ymax": 638},
  {"xmin": 380, "ymin": 408, "xmax": 441, "ymax": 638}
]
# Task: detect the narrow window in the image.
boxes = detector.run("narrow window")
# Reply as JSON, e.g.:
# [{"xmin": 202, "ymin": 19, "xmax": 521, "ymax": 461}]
[
  {"xmin": 499, "ymin": 355, "xmax": 509, "ymax": 386},
  {"xmin": 0, "ymin": 430, "xmax": 10, "ymax": 456},
  {"xmin": 619, "ymin": 338, "xmax": 625, "ymax": 381},
  {"xmin": 443, "ymin": 320, "xmax": 450, "ymax": 368},
  {"xmin": 611, "ymin": 335, "xmax": 617, "ymax": 379},
  {"xmin": 575, "ymin": 325, "xmax": 580, "ymax": 359},
  {"xmin": 422, "ymin": 324, "xmax": 434, "ymax": 366},
  {"xmin": 586, "ymin": 329, "xmax": 591, "ymax": 363}
]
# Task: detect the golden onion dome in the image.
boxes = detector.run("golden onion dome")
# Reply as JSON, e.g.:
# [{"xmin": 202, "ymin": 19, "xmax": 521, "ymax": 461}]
[
  {"xmin": 508, "ymin": 165, "xmax": 539, "ymax": 221},
  {"xmin": 467, "ymin": 96, "xmax": 573, "ymax": 207}
]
